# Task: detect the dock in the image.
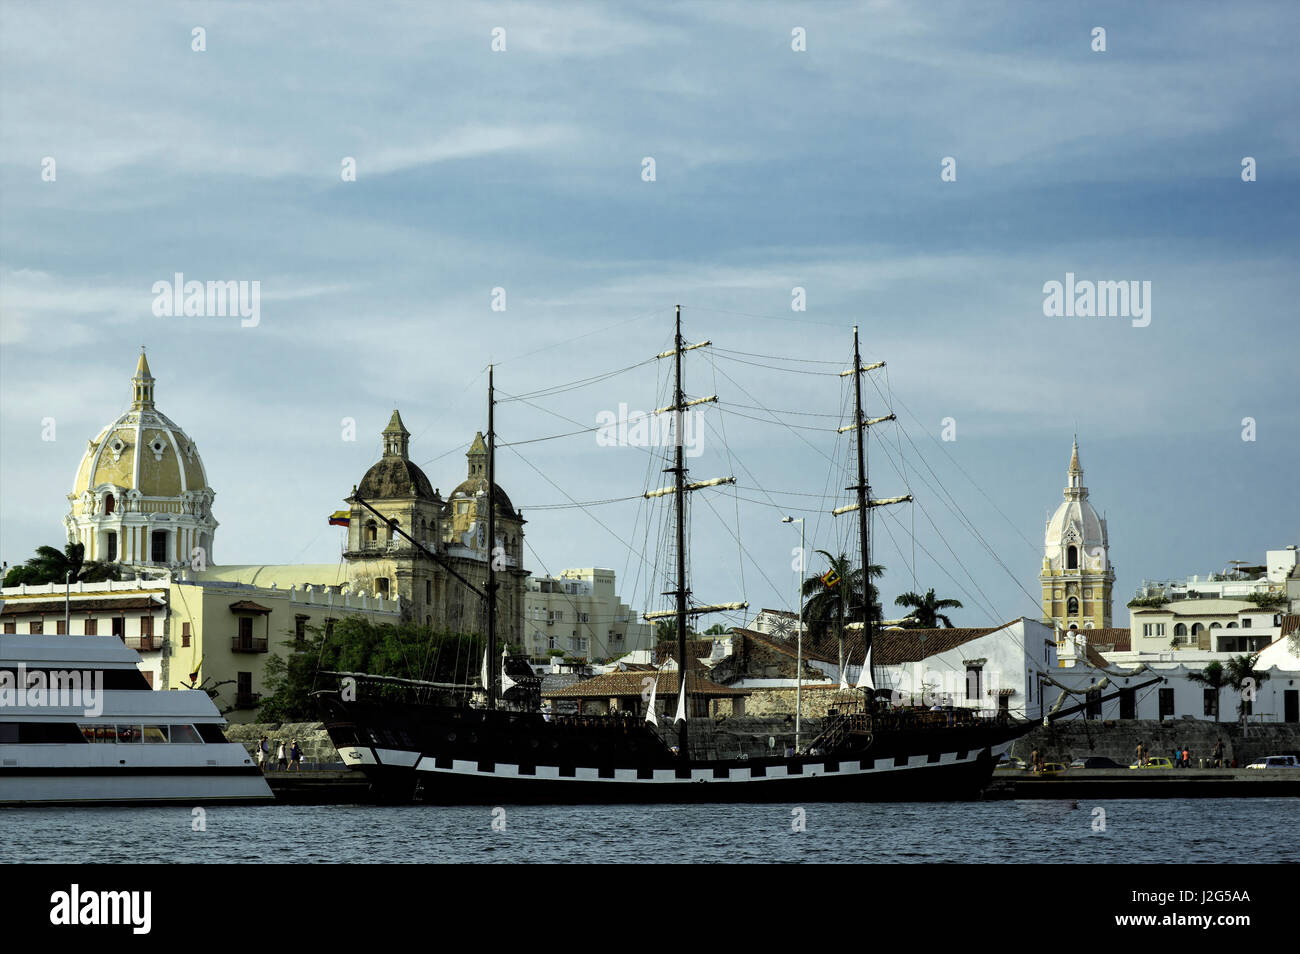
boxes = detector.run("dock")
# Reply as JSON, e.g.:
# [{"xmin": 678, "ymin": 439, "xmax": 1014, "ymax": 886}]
[{"xmin": 985, "ymin": 767, "xmax": 1300, "ymax": 799}]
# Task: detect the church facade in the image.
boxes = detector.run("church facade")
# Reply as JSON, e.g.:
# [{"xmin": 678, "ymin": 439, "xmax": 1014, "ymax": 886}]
[
  {"xmin": 341, "ymin": 413, "xmax": 528, "ymax": 643},
  {"xmin": 1040, "ymin": 440, "xmax": 1114, "ymax": 630}
]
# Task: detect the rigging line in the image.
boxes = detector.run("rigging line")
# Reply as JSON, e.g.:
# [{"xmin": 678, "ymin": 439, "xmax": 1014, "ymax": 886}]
[
  {"xmin": 878, "ymin": 381, "xmax": 1039, "ymax": 557},
  {"xmin": 710, "ymin": 353, "xmax": 844, "ymax": 376},
  {"xmin": 903, "ymin": 493, "xmax": 1005, "ymax": 625},
  {"xmin": 720, "ymin": 400, "xmax": 846, "ymax": 418},
  {"xmin": 493, "ymin": 306, "xmax": 672, "ymax": 367},
  {"xmin": 708, "ymin": 361, "xmax": 839, "ymax": 465},
  {"xmin": 710, "ymin": 348, "xmax": 746, "ymax": 615},
  {"xmin": 711, "ymin": 347, "xmax": 846, "ymax": 365},
  {"xmin": 518, "ymin": 494, "xmax": 644, "ymax": 510},
  {"xmin": 498, "ymin": 424, "xmax": 603, "ymax": 446},
  {"xmin": 500, "ymin": 389, "xmax": 666, "ymax": 464},
  {"xmin": 416, "ymin": 440, "xmax": 472, "ymax": 472},
  {"xmin": 694, "ymin": 490, "xmax": 786, "ymax": 617},
  {"xmin": 884, "ymin": 365, "xmax": 917, "ymax": 591},
  {"xmin": 502, "ymin": 443, "xmax": 660, "ymax": 579},
  {"xmin": 495, "ymin": 358, "xmax": 655, "ymax": 403},
  {"xmin": 715, "ymin": 405, "xmax": 841, "ymax": 431},
  {"xmin": 862, "ymin": 389, "xmax": 1042, "ymax": 616},
  {"xmin": 683, "ymin": 304, "xmax": 853, "ymax": 330}
]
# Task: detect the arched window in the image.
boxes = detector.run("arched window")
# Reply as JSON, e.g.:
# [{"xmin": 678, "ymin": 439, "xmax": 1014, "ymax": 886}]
[
  {"xmin": 1226, "ymin": 622, "xmax": 1238, "ymax": 629},
  {"xmin": 1190, "ymin": 623, "xmax": 1203, "ymax": 635},
  {"xmin": 104, "ymin": 493, "xmax": 115, "ymax": 515},
  {"xmin": 1067, "ymin": 596, "xmax": 1079, "ymax": 614},
  {"xmin": 365, "ymin": 520, "xmax": 377, "ymax": 544},
  {"xmin": 1066, "ymin": 546, "xmax": 1078, "ymax": 570},
  {"xmin": 1174, "ymin": 623, "xmax": 1187, "ymax": 637},
  {"xmin": 1209, "ymin": 622, "xmax": 1221, "ymax": 629}
]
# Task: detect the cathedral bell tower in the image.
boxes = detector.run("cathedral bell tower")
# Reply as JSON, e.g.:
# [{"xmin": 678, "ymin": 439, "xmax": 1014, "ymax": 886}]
[{"xmin": 1040, "ymin": 438, "xmax": 1114, "ymax": 631}]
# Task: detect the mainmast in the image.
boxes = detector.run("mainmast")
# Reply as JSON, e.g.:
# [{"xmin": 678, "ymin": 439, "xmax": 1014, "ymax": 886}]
[
  {"xmin": 641, "ymin": 306, "xmax": 746, "ymax": 759},
  {"xmin": 486, "ymin": 364, "xmax": 498, "ymax": 710},
  {"xmin": 835, "ymin": 327, "xmax": 910, "ymax": 691}
]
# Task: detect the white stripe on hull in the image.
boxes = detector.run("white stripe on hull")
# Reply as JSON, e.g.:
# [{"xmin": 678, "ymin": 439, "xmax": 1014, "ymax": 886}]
[
  {"xmin": 0, "ymin": 774, "xmax": 272, "ymax": 805},
  {"xmin": 355, "ymin": 744, "xmax": 991, "ymax": 784}
]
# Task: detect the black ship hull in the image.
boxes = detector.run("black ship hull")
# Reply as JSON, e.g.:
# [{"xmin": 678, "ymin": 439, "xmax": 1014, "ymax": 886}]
[{"xmin": 318, "ymin": 693, "xmax": 1031, "ymax": 804}]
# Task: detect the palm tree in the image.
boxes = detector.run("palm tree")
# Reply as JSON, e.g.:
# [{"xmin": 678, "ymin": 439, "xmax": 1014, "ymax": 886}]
[
  {"xmin": 1224, "ymin": 653, "xmax": 1270, "ymax": 723},
  {"xmin": 893, "ymin": 588, "xmax": 963, "ymax": 628},
  {"xmin": 1186, "ymin": 660, "xmax": 1229, "ymax": 722},
  {"xmin": 800, "ymin": 550, "xmax": 884, "ymax": 672},
  {"xmin": 2, "ymin": 542, "xmax": 120, "ymax": 587}
]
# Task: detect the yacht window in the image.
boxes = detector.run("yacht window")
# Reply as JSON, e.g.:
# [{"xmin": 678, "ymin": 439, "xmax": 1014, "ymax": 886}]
[
  {"xmin": 116, "ymin": 725, "xmax": 143, "ymax": 743},
  {"xmin": 141, "ymin": 725, "xmax": 169, "ymax": 744},
  {"xmin": 168, "ymin": 724, "xmax": 203, "ymax": 744}
]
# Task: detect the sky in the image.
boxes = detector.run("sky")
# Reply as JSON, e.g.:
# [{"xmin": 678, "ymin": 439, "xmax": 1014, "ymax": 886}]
[{"xmin": 2, "ymin": 0, "xmax": 1297, "ymax": 632}]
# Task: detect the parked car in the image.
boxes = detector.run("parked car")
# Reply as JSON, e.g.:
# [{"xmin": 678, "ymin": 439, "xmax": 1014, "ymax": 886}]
[
  {"xmin": 1071, "ymin": 756, "xmax": 1124, "ymax": 769},
  {"xmin": 1245, "ymin": 755, "xmax": 1300, "ymax": 769},
  {"xmin": 1130, "ymin": 756, "xmax": 1174, "ymax": 770},
  {"xmin": 1037, "ymin": 762, "xmax": 1068, "ymax": 776}
]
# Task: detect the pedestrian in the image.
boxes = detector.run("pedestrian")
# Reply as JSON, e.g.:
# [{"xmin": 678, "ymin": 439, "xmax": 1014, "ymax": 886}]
[
  {"xmin": 289, "ymin": 739, "xmax": 302, "ymax": 771},
  {"xmin": 276, "ymin": 739, "xmax": 288, "ymax": 770},
  {"xmin": 1031, "ymin": 746, "xmax": 1040, "ymax": 773},
  {"xmin": 256, "ymin": 734, "xmax": 268, "ymax": 771},
  {"xmin": 1182, "ymin": 746, "xmax": 1191, "ymax": 769},
  {"xmin": 1135, "ymin": 742, "xmax": 1144, "ymax": 767},
  {"xmin": 1213, "ymin": 739, "xmax": 1224, "ymax": 768}
]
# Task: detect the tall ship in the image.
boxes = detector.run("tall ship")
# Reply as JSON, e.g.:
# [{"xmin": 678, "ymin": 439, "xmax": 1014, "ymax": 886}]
[
  {"xmin": 316, "ymin": 309, "xmax": 1144, "ymax": 803},
  {"xmin": 0, "ymin": 634, "xmax": 272, "ymax": 805}
]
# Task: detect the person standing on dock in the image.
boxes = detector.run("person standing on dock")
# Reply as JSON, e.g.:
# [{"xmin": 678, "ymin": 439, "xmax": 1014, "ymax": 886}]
[
  {"xmin": 289, "ymin": 739, "xmax": 302, "ymax": 771},
  {"xmin": 1213, "ymin": 739, "xmax": 1225, "ymax": 768},
  {"xmin": 276, "ymin": 740, "xmax": 287, "ymax": 771},
  {"xmin": 258, "ymin": 735, "xmax": 269, "ymax": 771}
]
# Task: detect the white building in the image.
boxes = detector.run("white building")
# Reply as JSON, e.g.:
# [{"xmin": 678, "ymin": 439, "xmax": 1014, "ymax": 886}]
[{"xmin": 522, "ymin": 568, "xmax": 652, "ymax": 663}]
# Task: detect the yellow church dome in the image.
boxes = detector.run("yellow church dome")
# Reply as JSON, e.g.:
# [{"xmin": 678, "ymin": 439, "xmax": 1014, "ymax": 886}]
[{"xmin": 65, "ymin": 351, "xmax": 218, "ymax": 567}]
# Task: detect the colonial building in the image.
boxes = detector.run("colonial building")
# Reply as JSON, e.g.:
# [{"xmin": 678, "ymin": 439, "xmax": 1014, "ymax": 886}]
[
  {"xmin": 1040, "ymin": 439, "xmax": 1114, "ymax": 630},
  {"xmin": 64, "ymin": 351, "xmax": 218, "ymax": 569},
  {"xmin": 341, "ymin": 415, "xmax": 528, "ymax": 642}
]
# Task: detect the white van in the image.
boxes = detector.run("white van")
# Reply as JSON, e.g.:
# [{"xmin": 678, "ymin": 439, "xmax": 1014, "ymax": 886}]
[{"xmin": 1245, "ymin": 755, "xmax": 1300, "ymax": 769}]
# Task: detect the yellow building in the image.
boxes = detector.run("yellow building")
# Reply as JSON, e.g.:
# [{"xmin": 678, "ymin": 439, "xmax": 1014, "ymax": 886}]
[{"xmin": 1040, "ymin": 439, "xmax": 1114, "ymax": 630}]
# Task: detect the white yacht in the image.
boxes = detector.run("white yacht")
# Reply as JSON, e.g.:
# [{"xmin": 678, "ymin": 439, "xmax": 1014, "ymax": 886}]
[{"xmin": 0, "ymin": 635, "xmax": 272, "ymax": 805}]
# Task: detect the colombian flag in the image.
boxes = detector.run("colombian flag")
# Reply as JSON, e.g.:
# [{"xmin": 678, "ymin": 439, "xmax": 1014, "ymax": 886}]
[
  {"xmin": 329, "ymin": 510, "xmax": 351, "ymax": 527},
  {"xmin": 821, "ymin": 570, "xmax": 841, "ymax": 588}
]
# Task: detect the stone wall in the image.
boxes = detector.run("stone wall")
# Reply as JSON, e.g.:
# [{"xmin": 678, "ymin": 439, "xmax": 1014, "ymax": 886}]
[
  {"xmin": 224, "ymin": 722, "xmax": 339, "ymax": 766},
  {"xmin": 732, "ymin": 685, "xmax": 843, "ymax": 718},
  {"xmin": 1010, "ymin": 719, "xmax": 1300, "ymax": 767}
]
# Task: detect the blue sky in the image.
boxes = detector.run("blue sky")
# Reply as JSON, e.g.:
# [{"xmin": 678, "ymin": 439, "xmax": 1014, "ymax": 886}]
[{"xmin": 2, "ymin": 1, "xmax": 1296, "ymax": 630}]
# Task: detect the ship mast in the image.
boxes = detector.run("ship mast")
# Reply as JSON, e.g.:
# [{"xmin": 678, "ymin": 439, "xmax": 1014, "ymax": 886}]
[
  {"xmin": 835, "ymin": 327, "xmax": 910, "ymax": 693},
  {"xmin": 672, "ymin": 308, "xmax": 689, "ymax": 756},
  {"xmin": 641, "ymin": 306, "xmax": 746, "ymax": 758},
  {"xmin": 487, "ymin": 363, "xmax": 498, "ymax": 710}
]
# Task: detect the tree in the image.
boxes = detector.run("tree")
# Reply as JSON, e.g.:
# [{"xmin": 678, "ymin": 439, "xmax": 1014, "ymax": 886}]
[
  {"xmin": 3, "ymin": 542, "xmax": 121, "ymax": 587},
  {"xmin": 1186, "ymin": 660, "xmax": 1229, "ymax": 722},
  {"xmin": 703, "ymin": 623, "xmax": 730, "ymax": 636},
  {"xmin": 1224, "ymin": 653, "xmax": 1270, "ymax": 723},
  {"xmin": 258, "ymin": 617, "xmax": 483, "ymax": 722},
  {"xmin": 893, "ymin": 588, "xmax": 963, "ymax": 628},
  {"xmin": 800, "ymin": 550, "xmax": 884, "ymax": 671}
]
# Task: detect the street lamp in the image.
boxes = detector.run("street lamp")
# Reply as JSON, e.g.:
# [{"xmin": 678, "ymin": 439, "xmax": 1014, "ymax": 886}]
[{"xmin": 782, "ymin": 516, "xmax": 804, "ymax": 752}]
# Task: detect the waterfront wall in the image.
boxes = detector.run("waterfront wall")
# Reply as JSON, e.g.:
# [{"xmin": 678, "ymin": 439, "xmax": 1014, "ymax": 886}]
[
  {"xmin": 225, "ymin": 722, "xmax": 338, "ymax": 765},
  {"xmin": 1012, "ymin": 719, "xmax": 1300, "ymax": 766}
]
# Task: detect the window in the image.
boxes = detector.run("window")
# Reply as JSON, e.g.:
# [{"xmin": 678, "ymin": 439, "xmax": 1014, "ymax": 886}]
[
  {"xmin": 104, "ymin": 493, "xmax": 115, "ymax": 515},
  {"xmin": 84, "ymin": 618, "xmax": 97, "ymax": 636},
  {"xmin": 425, "ymin": 580, "xmax": 432, "ymax": 603},
  {"xmin": 1067, "ymin": 546, "xmax": 1078, "ymax": 570},
  {"xmin": 238, "ymin": 617, "xmax": 253, "ymax": 639},
  {"xmin": 55, "ymin": 619, "xmax": 67, "ymax": 634},
  {"xmin": 106, "ymin": 532, "xmax": 117, "ymax": 561},
  {"xmin": 294, "ymin": 616, "xmax": 308, "ymax": 644},
  {"xmin": 375, "ymin": 578, "xmax": 389, "ymax": 597},
  {"xmin": 140, "ymin": 616, "xmax": 153, "ymax": 636},
  {"xmin": 1086, "ymin": 689, "xmax": 1101, "ymax": 719},
  {"xmin": 1241, "ymin": 618, "xmax": 1251, "ymax": 629},
  {"xmin": 151, "ymin": 531, "xmax": 168, "ymax": 563},
  {"xmin": 1174, "ymin": 623, "xmax": 1187, "ymax": 638},
  {"xmin": 111, "ymin": 617, "xmax": 123, "ymax": 638},
  {"xmin": 181, "ymin": 621, "xmax": 190, "ymax": 647},
  {"xmin": 2, "ymin": 622, "xmax": 14, "ymax": 634},
  {"xmin": 965, "ymin": 665, "xmax": 982, "ymax": 701},
  {"xmin": 30, "ymin": 620, "xmax": 43, "ymax": 634},
  {"xmin": 366, "ymin": 520, "xmax": 377, "ymax": 544},
  {"xmin": 1119, "ymin": 688, "xmax": 1135, "ymax": 720},
  {"xmin": 1067, "ymin": 597, "xmax": 1079, "ymax": 614},
  {"xmin": 1191, "ymin": 623, "xmax": 1203, "ymax": 636},
  {"xmin": 1158, "ymin": 688, "xmax": 1175, "ymax": 720}
]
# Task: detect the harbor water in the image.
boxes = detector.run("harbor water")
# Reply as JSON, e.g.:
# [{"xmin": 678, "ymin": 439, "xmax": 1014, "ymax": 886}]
[{"xmin": 2, "ymin": 798, "xmax": 1296, "ymax": 864}]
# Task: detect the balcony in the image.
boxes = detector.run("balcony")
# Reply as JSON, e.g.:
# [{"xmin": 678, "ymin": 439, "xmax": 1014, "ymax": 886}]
[
  {"xmin": 125, "ymin": 635, "xmax": 159, "ymax": 652},
  {"xmin": 231, "ymin": 636, "xmax": 269, "ymax": 653},
  {"xmin": 234, "ymin": 691, "xmax": 261, "ymax": 709}
]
